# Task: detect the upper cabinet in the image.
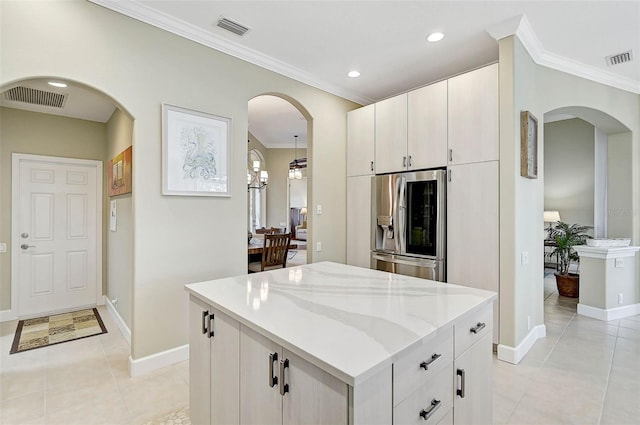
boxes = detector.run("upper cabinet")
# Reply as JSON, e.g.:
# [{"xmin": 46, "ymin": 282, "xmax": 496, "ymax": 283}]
[
  {"xmin": 374, "ymin": 93, "xmax": 408, "ymax": 174},
  {"xmin": 347, "ymin": 104, "xmax": 375, "ymax": 177},
  {"xmin": 375, "ymin": 81, "xmax": 448, "ymax": 174},
  {"xmin": 408, "ymin": 80, "xmax": 448, "ymax": 170},
  {"xmin": 447, "ymin": 64, "xmax": 499, "ymax": 165}
]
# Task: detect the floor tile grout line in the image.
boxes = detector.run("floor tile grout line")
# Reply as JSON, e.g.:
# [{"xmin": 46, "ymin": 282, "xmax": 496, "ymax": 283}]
[{"xmin": 596, "ymin": 320, "xmax": 620, "ymax": 425}]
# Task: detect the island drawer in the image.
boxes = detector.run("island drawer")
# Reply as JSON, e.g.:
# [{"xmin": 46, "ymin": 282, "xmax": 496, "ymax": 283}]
[
  {"xmin": 393, "ymin": 328, "xmax": 453, "ymax": 406},
  {"xmin": 392, "ymin": 364, "xmax": 453, "ymax": 424},
  {"xmin": 454, "ymin": 303, "xmax": 492, "ymax": 357}
]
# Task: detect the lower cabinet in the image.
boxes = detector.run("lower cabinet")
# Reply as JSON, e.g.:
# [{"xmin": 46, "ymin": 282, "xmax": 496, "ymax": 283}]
[
  {"xmin": 189, "ymin": 296, "xmax": 493, "ymax": 425},
  {"xmin": 240, "ymin": 325, "xmax": 349, "ymax": 425}
]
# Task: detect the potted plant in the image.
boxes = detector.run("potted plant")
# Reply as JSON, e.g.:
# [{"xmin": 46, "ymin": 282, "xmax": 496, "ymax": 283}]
[{"xmin": 549, "ymin": 221, "xmax": 592, "ymax": 298}]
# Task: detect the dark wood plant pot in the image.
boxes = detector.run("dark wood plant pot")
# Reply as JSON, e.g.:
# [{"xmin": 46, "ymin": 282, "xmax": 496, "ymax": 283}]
[{"xmin": 554, "ymin": 272, "xmax": 579, "ymax": 298}]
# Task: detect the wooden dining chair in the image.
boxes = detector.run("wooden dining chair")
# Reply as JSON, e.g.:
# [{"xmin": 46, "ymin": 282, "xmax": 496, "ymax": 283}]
[{"xmin": 248, "ymin": 233, "xmax": 291, "ymax": 273}]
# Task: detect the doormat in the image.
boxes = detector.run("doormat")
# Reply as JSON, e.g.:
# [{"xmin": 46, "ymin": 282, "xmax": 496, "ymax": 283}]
[{"xmin": 10, "ymin": 308, "xmax": 107, "ymax": 354}]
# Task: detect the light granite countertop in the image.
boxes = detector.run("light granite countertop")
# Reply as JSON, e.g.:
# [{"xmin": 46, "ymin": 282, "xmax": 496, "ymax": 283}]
[{"xmin": 185, "ymin": 261, "xmax": 496, "ymax": 386}]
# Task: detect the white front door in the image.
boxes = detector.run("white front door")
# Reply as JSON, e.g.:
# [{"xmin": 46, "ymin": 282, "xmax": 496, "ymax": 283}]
[{"xmin": 12, "ymin": 154, "xmax": 102, "ymax": 317}]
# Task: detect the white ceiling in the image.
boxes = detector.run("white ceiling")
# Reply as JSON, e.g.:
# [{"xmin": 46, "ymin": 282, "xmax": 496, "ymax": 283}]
[{"xmin": 248, "ymin": 95, "xmax": 307, "ymax": 148}]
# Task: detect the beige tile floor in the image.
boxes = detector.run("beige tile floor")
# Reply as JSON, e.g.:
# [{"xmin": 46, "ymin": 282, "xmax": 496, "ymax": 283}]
[
  {"xmin": 493, "ymin": 273, "xmax": 640, "ymax": 424},
  {"xmin": 1, "ymin": 272, "xmax": 638, "ymax": 424}
]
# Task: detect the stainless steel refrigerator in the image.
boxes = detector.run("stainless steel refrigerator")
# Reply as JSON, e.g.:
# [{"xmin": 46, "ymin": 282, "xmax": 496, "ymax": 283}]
[{"xmin": 371, "ymin": 169, "xmax": 446, "ymax": 281}]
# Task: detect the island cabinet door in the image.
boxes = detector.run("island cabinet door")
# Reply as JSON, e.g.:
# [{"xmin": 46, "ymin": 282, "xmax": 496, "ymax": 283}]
[
  {"xmin": 189, "ymin": 296, "xmax": 211, "ymax": 425},
  {"xmin": 453, "ymin": 332, "xmax": 493, "ymax": 425},
  {"xmin": 240, "ymin": 326, "xmax": 284, "ymax": 425},
  {"xmin": 282, "ymin": 348, "xmax": 349, "ymax": 425}
]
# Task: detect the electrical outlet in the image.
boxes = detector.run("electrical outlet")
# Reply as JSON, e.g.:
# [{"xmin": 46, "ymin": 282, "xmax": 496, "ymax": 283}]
[
  {"xmin": 316, "ymin": 241, "xmax": 322, "ymax": 252},
  {"xmin": 618, "ymin": 293, "xmax": 624, "ymax": 304},
  {"xmin": 521, "ymin": 251, "xmax": 529, "ymax": 265}
]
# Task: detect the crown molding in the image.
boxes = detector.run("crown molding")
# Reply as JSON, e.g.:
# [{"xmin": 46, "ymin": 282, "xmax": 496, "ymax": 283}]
[
  {"xmin": 88, "ymin": 0, "xmax": 373, "ymax": 105},
  {"xmin": 488, "ymin": 14, "xmax": 640, "ymax": 95}
]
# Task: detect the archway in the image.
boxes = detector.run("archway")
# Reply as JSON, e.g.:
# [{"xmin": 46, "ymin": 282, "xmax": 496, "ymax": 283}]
[
  {"xmin": 247, "ymin": 93, "xmax": 312, "ymax": 266},
  {"xmin": 542, "ymin": 105, "xmax": 632, "ymax": 314},
  {"xmin": 0, "ymin": 77, "xmax": 135, "ymax": 342}
]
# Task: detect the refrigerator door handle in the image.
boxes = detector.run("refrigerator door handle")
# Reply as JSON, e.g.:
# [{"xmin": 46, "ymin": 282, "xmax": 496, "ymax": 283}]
[
  {"xmin": 397, "ymin": 175, "xmax": 407, "ymax": 255},
  {"xmin": 371, "ymin": 253, "xmax": 438, "ymax": 269}
]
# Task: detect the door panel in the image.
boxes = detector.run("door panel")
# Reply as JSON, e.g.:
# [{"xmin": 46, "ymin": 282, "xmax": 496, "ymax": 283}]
[{"xmin": 17, "ymin": 156, "xmax": 99, "ymax": 316}]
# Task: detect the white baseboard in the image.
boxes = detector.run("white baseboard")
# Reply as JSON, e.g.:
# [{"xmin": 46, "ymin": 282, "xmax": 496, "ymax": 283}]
[
  {"xmin": 128, "ymin": 344, "xmax": 189, "ymax": 378},
  {"xmin": 0, "ymin": 308, "xmax": 18, "ymax": 322},
  {"xmin": 104, "ymin": 296, "xmax": 131, "ymax": 346},
  {"xmin": 577, "ymin": 303, "xmax": 640, "ymax": 321},
  {"xmin": 497, "ymin": 324, "xmax": 546, "ymax": 364}
]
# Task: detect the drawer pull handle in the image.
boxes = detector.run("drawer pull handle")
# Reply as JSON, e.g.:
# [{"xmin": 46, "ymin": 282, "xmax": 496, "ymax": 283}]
[
  {"xmin": 419, "ymin": 399, "xmax": 441, "ymax": 421},
  {"xmin": 208, "ymin": 312, "xmax": 215, "ymax": 338},
  {"xmin": 269, "ymin": 352, "xmax": 278, "ymax": 388},
  {"xmin": 470, "ymin": 322, "xmax": 486, "ymax": 334},
  {"xmin": 279, "ymin": 359, "xmax": 290, "ymax": 396},
  {"xmin": 457, "ymin": 368, "xmax": 466, "ymax": 398},
  {"xmin": 419, "ymin": 353, "xmax": 442, "ymax": 370}
]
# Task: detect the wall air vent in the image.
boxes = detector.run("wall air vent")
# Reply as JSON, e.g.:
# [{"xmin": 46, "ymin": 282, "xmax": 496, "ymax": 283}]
[
  {"xmin": 3, "ymin": 86, "xmax": 67, "ymax": 108},
  {"xmin": 216, "ymin": 17, "xmax": 250, "ymax": 37},
  {"xmin": 605, "ymin": 50, "xmax": 633, "ymax": 66}
]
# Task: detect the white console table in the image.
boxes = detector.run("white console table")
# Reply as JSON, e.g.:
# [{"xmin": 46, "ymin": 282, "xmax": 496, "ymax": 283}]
[{"xmin": 574, "ymin": 246, "xmax": 640, "ymax": 321}]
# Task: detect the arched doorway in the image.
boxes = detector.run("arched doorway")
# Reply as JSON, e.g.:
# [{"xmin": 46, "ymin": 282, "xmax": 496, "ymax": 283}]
[{"xmin": 247, "ymin": 94, "xmax": 312, "ymax": 266}]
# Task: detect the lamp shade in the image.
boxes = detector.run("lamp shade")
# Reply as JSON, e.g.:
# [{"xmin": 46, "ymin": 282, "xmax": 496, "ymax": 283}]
[
  {"xmin": 300, "ymin": 207, "xmax": 307, "ymax": 215},
  {"xmin": 543, "ymin": 210, "xmax": 561, "ymax": 223}
]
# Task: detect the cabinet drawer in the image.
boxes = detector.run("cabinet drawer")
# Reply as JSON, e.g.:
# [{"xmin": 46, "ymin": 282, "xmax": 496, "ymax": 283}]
[
  {"xmin": 394, "ymin": 328, "xmax": 453, "ymax": 406},
  {"xmin": 393, "ymin": 365, "xmax": 453, "ymax": 425},
  {"xmin": 454, "ymin": 304, "xmax": 492, "ymax": 357}
]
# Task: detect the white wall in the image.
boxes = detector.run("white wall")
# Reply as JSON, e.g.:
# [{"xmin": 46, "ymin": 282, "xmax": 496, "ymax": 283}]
[
  {"xmin": 498, "ymin": 34, "xmax": 640, "ymax": 353},
  {"xmin": 544, "ymin": 118, "xmax": 595, "ymax": 228},
  {"xmin": 608, "ymin": 132, "xmax": 634, "ymax": 238},
  {"xmin": 594, "ymin": 127, "xmax": 608, "ymax": 238},
  {"xmin": 1, "ymin": 0, "xmax": 358, "ymax": 360}
]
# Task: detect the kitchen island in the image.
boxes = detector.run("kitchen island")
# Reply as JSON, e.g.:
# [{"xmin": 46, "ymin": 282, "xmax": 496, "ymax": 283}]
[{"xmin": 185, "ymin": 261, "xmax": 497, "ymax": 425}]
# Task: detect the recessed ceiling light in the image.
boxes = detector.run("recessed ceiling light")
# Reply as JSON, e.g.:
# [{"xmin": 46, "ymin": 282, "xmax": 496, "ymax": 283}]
[
  {"xmin": 347, "ymin": 70, "xmax": 360, "ymax": 78},
  {"xmin": 427, "ymin": 32, "xmax": 444, "ymax": 43},
  {"xmin": 48, "ymin": 81, "xmax": 67, "ymax": 88}
]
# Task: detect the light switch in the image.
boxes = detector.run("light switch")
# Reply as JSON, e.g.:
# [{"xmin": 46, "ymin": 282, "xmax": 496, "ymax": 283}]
[
  {"xmin": 521, "ymin": 251, "xmax": 529, "ymax": 265},
  {"xmin": 316, "ymin": 204, "xmax": 322, "ymax": 215},
  {"xmin": 0, "ymin": 243, "xmax": 6, "ymax": 253},
  {"xmin": 316, "ymin": 241, "xmax": 322, "ymax": 252}
]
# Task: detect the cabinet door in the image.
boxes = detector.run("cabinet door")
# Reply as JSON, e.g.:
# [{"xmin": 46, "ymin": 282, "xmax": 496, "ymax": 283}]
[
  {"xmin": 346, "ymin": 175, "xmax": 372, "ymax": 268},
  {"xmin": 447, "ymin": 161, "xmax": 499, "ymax": 343},
  {"xmin": 189, "ymin": 296, "xmax": 211, "ymax": 425},
  {"xmin": 447, "ymin": 64, "xmax": 498, "ymax": 165},
  {"xmin": 240, "ymin": 325, "xmax": 283, "ymax": 425},
  {"xmin": 348, "ymin": 104, "xmax": 375, "ymax": 177},
  {"xmin": 211, "ymin": 309, "xmax": 240, "ymax": 425},
  {"xmin": 282, "ymin": 349, "xmax": 348, "ymax": 425},
  {"xmin": 408, "ymin": 80, "xmax": 448, "ymax": 170},
  {"xmin": 375, "ymin": 93, "xmax": 408, "ymax": 174},
  {"xmin": 453, "ymin": 333, "xmax": 493, "ymax": 425}
]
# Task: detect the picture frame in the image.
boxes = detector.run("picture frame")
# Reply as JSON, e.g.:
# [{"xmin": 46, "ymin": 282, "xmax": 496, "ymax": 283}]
[
  {"xmin": 162, "ymin": 104, "xmax": 232, "ymax": 196},
  {"xmin": 520, "ymin": 110, "xmax": 538, "ymax": 179},
  {"xmin": 107, "ymin": 146, "xmax": 132, "ymax": 196}
]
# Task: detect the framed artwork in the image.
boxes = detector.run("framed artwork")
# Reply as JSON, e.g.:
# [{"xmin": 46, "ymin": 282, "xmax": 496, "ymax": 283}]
[
  {"xmin": 162, "ymin": 104, "xmax": 232, "ymax": 197},
  {"xmin": 107, "ymin": 146, "xmax": 132, "ymax": 196},
  {"xmin": 520, "ymin": 110, "xmax": 538, "ymax": 179}
]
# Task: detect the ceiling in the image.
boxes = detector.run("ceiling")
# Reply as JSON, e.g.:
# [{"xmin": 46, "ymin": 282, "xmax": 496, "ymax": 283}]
[{"xmin": 3, "ymin": 2, "xmax": 637, "ymax": 146}]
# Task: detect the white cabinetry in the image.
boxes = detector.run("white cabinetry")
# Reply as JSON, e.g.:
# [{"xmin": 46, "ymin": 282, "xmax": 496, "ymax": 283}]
[
  {"xmin": 453, "ymin": 306, "xmax": 493, "ymax": 424},
  {"xmin": 408, "ymin": 80, "xmax": 448, "ymax": 170},
  {"xmin": 447, "ymin": 161, "xmax": 499, "ymax": 343},
  {"xmin": 346, "ymin": 175, "xmax": 372, "ymax": 268},
  {"xmin": 375, "ymin": 93, "xmax": 408, "ymax": 174},
  {"xmin": 447, "ymin": 64, "xmax": 498, "ymax": 165},
  {"xmin": 240, "ymin": 325, "xmax": 348, "ymax": 425},
  {"xmin": 347, "ymin": 104, "xmax": 375, "ymax": 177},
  {"xmin": 189, "ymin": 295, "xmax": 240, "ymax": 425}
]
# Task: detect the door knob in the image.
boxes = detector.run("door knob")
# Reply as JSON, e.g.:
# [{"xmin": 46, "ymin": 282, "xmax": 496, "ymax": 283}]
[
  {"xmin": 20, "ymin": 244, "xmax": 35, "ymax": 250},
  {"xmin": 21, "ymin": 232, "xmax": 29, "ymax": 238}
]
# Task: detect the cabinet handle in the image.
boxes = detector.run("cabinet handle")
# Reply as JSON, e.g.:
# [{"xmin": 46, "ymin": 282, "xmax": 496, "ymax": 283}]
[
  {"xmin": 208, "ymin": 312, "xmax": 215, "ymax": 338},
  {"xmin": 470, "ymin": 322, "xmax": 486, "ymax": 334},
  {"xmin": 408, "ymin": 155, "xmax": 412, "ymax": 167},
  {"xmin": 269, "ymin": 352, "xmax": 279, "ymax": 388},
  {"xmin": 279, "ymin": 359, "xmax": 290, "ymax": 396},
  {"xmin": 447, "ymin": 169, "xmax": 452, "ymax": 183},
  {"xmin": 419, "ymin": 353, "xmax": 442, "ymax": 371},
  {"xmin": 448, "ymin": 149, "xmax": 453, "ymax": 162},
  {"xmin": 201, "ymin": 311, "xmax": 208, "ymax": 335},
  {"xmin": 402, "ymin": 156, "xmax": 407, "ymax": 168},
  {"xmin": 456, "ymin": 368, "xmax": 466, "ymax": 398},
  {"xmin": 419, "ymin": 399, "xmax": 442, "ymax": 421},
  {"xmin": 370, "ymin": 161, "xmax": 374, "ymax": 172}
]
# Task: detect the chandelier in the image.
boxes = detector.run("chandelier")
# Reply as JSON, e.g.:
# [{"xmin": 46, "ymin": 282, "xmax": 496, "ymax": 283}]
[
  {"xmin": 288, "ymin": 135, "xmax": 306, "ymax": 180},
  {"xmin": 247, "ymin": 160, "xmax": 268, "ymax": 191}
]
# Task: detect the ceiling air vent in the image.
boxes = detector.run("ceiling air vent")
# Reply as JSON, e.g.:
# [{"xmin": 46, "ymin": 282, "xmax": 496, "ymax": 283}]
[
  {"xmin": 606, "ymin": 50, "xmax": 633, "ymax": 66},
  {"xmin": 216, "ymin": 17, "xmax": 250, "ymax": 37},
  {"xmin": 3, "ymin": 86, "xmax": 67, "ymax": 108}
]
